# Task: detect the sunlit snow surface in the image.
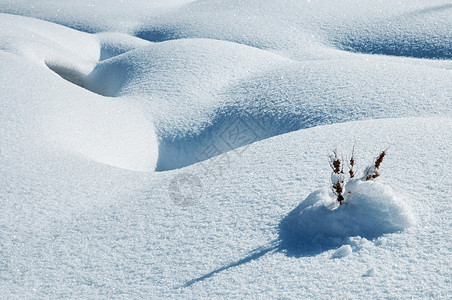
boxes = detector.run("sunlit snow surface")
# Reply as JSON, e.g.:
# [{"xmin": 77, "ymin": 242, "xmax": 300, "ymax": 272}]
[{"xmin": 1, "ymin": 1, "xmax": 451, "ymax": 298}]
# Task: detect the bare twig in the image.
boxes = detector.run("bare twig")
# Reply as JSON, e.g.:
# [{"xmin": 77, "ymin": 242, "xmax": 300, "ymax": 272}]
[
  {"xmin": 365, "ymin": 149, "xmax": 387, "ymax": 181},
  {"xmin": 348, "ymin": 143, "xmax": 356, "ymax": 179},
  {"xmin": 330, "ymin": 150, "xmax": 345, "ymax": 205}
]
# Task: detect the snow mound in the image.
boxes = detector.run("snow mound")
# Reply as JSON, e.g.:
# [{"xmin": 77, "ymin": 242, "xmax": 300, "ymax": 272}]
[
  {"xmin": 332, "ymin": 3, "xmax": 452, "ymax": 59},
  {"xmin": 84, "ymin": 38, "xmax": 450, "ymax": 171},
  {"xmin": 0, "ymin": 15, "xmax": 159, "ymax": 172},
  {"xmin": 280, "ymin": 180, "xmax": 415, "ymax": 249}
]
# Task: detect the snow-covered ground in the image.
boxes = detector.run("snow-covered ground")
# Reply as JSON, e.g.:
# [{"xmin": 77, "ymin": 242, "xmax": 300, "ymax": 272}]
[{"xmin": 1, "ymin": 1, "xmax": 451, "ymax": 298}]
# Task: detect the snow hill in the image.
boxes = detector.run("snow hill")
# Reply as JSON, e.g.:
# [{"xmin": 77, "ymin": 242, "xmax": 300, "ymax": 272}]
[{"xmin": 1, "ymin": 1, "xmax": 451, "ymax": 298}]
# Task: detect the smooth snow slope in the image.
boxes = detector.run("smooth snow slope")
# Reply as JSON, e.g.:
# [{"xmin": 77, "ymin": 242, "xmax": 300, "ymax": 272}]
[{"xmin": 1, "ymin": 0, "xmax": 451, "ymax": 298}]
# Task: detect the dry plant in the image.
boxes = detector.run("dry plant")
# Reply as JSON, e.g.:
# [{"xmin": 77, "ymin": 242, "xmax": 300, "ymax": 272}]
[
  {"xmin": 364, "ymin": 150, "xmax": 387, "ymax": 181},
  {"xmin": 329, "ymin": 147, "xmax": 387, "ymax": 205},
  {"xmin": 329, "ymin": 150, "xmax": 345, "ymax": 205},
  {"xmin": 348, "ymin": 144, "xmax": 356, "ymax": 179}
]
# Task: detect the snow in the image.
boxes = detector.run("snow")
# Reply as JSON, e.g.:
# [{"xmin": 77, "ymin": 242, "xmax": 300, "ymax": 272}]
[
  {"xmin": 331, "ymin": 245, "xmax": 352, "ymax": 259},
  {"xmin": 331, "ymin": 172, "xmax": 345, "ymax": 186},
  {"xmin": 281, "ymin": 180, "xmax": 414, "ymax": 248},
  {"xmin": 0, "ymin": 16, "xmax": 159, "ymax": 172},
  {"xmin": 279, "ymin": 176, "xmax": 415, "ymax": 258},
  {"xmin": 1, "ymin": 0, "xmax": 451, "ymax": 298},
  {"xmin": 362, "ymin": 267, "xmax": 376, "ymax": 277}
]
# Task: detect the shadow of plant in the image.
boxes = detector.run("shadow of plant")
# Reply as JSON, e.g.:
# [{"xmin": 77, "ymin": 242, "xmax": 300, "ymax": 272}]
[
  {"xmin": 183, "ymin": 181, "xmax": 414, "ymax": 287},
  {"xmin": 182, "ymin": 233, "xmax": 342, "ymax": 288},
  {"xmin": 182, "ymin": 208, "xmax": 346, "ymax": 288},
  {"xmin": 277, "ymin": 210, "xmax": 347, "ymax": 258}
]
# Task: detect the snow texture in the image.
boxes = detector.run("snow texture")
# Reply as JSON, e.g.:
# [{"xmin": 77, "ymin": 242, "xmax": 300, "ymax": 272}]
[{"xmin": 1, "ymin": 0, "xmax": 451, "ymax": 298}]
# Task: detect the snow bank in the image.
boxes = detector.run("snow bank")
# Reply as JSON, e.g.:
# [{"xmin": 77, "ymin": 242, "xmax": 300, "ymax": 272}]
[
  {"xmin": 153, "ymin": 56, "xmax": 451, "ymax": 170},
  {"xmin": 0, "ymin": 14, "xmax": 159, "ymax": 172},
  {"xmin": 82, "ymin": 38, "xmax": 293, "ymax": 170},
  {"xmin": 3, "ymin": 8, "xmax": 449, "ymax": 173},
  {"xmin": 281, "ymin": 180, "xmax": 414, "ymax": 247},
  {"xmin": 83, "ymin": 36, "xmax": 451, "ymax": 171}
]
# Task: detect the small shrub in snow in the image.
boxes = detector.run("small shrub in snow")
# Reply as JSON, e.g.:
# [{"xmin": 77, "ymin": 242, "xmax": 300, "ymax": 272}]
[
  {"xmin": 281, "ymin": 147, "xmax": 414, "ymax": 249},
  {"xmin": 282, "ymin": 180, "xmax": 414, "ymax": 244},
  {"xmin": 330, "ymin": 148, "xmax": 387, "ymax": 205}
]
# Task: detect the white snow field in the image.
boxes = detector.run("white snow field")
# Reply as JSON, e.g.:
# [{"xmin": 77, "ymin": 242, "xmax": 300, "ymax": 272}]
[{"xmin": 1, "ymin": 0, "xmax": 451, "ymax": 298}]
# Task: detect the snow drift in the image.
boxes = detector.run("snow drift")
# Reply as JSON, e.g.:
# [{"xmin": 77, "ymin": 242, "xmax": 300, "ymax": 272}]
[
  {"xmin": 1, "ymin": 1, "xmax": 451, "ymax": 297},
  {"xmin": 280, "ymin": 180, "xmax": 415, "ymax": 250},
  {"xmin": 0, "ymin": 14, "xmax": 159, "ymax": 172}
]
